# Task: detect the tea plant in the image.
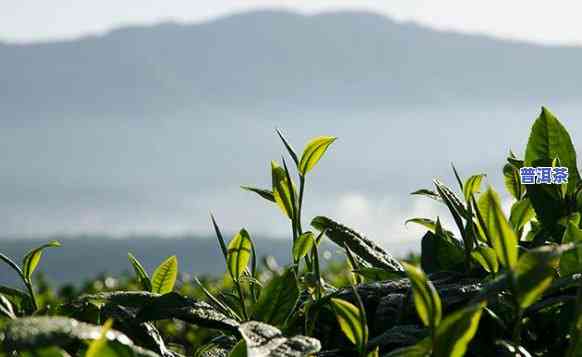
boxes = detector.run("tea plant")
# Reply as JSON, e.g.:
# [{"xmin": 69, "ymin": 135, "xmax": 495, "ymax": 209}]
[{"xmin": 1, "ymin": 107, "xmax": 582, "ymax": 357}]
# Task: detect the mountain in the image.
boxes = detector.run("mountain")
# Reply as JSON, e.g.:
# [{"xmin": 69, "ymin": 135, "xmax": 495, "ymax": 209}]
[
  {"xmin": 2, "ymin": 10, "xmax": 581, "ymax": 120},
  {"xmin": 1, "ymin": 10, "xmax": 582, "ymax": 243}
]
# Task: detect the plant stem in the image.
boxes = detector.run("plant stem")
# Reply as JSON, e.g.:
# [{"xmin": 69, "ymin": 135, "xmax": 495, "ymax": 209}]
[
  {"xmin": 235, "ymin": 281, "xmax": 248, "ymax": 320},
  {"xmin": 25, "ymin": 280, "xmax": 38, "ymax": 312}
]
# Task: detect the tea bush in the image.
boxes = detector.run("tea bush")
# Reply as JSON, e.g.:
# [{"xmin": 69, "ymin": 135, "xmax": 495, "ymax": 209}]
[{"xmin": 1, "ymin": 107, "xmax": 582, "ymax": 356}]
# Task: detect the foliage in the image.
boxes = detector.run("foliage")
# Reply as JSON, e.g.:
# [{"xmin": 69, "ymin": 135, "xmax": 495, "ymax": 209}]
[{"xmin": 1, "ymin": 108, "xmax": 582, "ymax": 356}]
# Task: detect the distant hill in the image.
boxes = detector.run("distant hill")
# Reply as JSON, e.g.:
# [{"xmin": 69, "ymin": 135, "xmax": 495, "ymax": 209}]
[
  {"xmin": 2, "ymin": 10, "xmax": 581, "ymax": 120},
  {"xmin": 1, "ymin": 10, "xmax": 582, "ymax": 242}
]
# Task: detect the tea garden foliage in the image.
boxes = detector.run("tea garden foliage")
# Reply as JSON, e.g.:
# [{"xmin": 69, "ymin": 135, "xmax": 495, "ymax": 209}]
[{"xmin": 2, "ymin": 107, "xmax": 582, "ymax": 356}]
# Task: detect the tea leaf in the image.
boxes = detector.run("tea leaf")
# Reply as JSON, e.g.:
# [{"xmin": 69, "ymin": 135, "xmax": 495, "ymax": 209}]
[
  {"xmin": 433, "ymin": 302, "xmax": 486, "ymax": 357},
  {"xmin": 383, "ymin": 337, "xmax": 432, "ymax": 357},
  {"xmin": 463, "ymin": 174, "xmax": 486, "ymax": 201},
  {"xmin": 0, "ymin": 293, "xmax": 16, "ymax": 319},
  {"xmin": 85, "ymin": 319, "xmax": 114, "ymax": 357},
  {"xmin": 515, "ymin": 245, "xmax": 562, "ymax": 309},
  {"xmin": 311, "ymin": 216, "xmax": 404, "ymax": 273},
  {"xmin": 298, "ymin": 136, "xmax": 336, "ymax": 176},
  {"xmin": 135, "ymin": 292, "xmax": 240, "ymax": 332},
  {"xmin": 151, "ymin": 255, "xmax": 178, "ymax": 295},
  {"xmin": 560, "ymin": 221, "xmax": 582, "ymax": 276},
  {"xmin": 525, "ymin": 107, "xmax": 579, "ymax": 194},
  {"xmin": 211, "ymin": 213, "xmax": 229, "ymax": 262},
  {"xmin": 509, "ymin": 198, "xmax": 535, "ymax": 232},
  {"xmin": 275, "ymin": 128, "xmax": 299, "ymax": 166},
  {"xmin": 330, "ymin": 298, "xmax": 366, "ymax": 347},
  {"xmin": 240, "ymin": 186, "xmax": 275, "ymax": 203},
  {"xmin": 292, "ymin": 232, "xmax": 315, "ymax": 262},
  {"xmin": 227, "ymin": 229, "xmax": 253, "ymax": 281},
  {"xmin": 271, "ymin": 161, "xmax": 296, "ymax": 219},
  {"xmin": 128, "ymin": 253, "xmax": 152, "ymax": 292},
  {"xmin": 482, "ymin": 187, "xmax": 518, "ymax": 269},
  {"xmin": 411, "ymin": 189, "xmax": 441, "ymax": 201},
  {"xmin": 471, "ymin": 246, "xmax": 499, "ymax": 273},
  {"xmin": 402, "ymin": 262, "xmax": 442, "ymax": 329},
  {"xmin": 503, "ymin": 162, "xmax": 524, "ymax": 201},
  {"xmin": 252, "ymin": 268, "xmax": 299, "ymax": 328},
  {"xmin": 420, "ymin": 231, "xmax": 465, "ymax": 274},
  {"xmin": 22, "ymin": 240, "xmax": 61, "ymax": 281}
]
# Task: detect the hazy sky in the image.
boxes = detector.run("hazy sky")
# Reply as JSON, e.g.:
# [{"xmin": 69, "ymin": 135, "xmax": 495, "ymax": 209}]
[{"xmin": 1, "ymin": 0, "xmax": 581, "ymax": 45}]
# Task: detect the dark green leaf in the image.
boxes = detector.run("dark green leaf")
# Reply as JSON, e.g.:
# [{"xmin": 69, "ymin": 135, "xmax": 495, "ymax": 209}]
[
  {"xmin": 135, "ymin": 292, "xmax": 240, "ymax": 332},
  {"xmin": 240, "ymin": 186, "xmax": 275, "ymax": 203},
  {"xmin": 383, "ymin": 337, "xmax": 432, "ymax": 357},
  {"xmin": 275, "ymin": 128, "xmax": 299, "ymax": 167},
  {"xmin": 128, "ymin": 253, "xmax": 152, "ymax": 292},
  {"xmin": 251, "ymin": 268, "xmax": 299, "ymax": 328},
  {"xmin": 420, "ymin": 231, "xmax": 465, "ymax": 274},
  {"xmin": 560, "ymin": 221, "xmax": 582, "ymax": 276}
]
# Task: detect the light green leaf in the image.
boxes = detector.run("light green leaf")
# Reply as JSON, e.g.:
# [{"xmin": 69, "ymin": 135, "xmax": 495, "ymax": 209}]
[
  {"xmin": 227, "ymin": 229, "xmax": 253, "ymax": 281},
  {"xmin": 402, "ymin": 262, "xmax": 442, "ymax": 329},
  {"xmin": 433, "ymin": 302, "xmax": 486, "ymax": 357},
  {"xmin": 128, "ymin": 253, "xmax": 152, "ymax": 292},
  {"xmin": 271, "ymin": 161, "xmax": 296, "ymax": 219},
  {"xmin": 85, "ymin": 319, "xmax": 114, "ymax": 357},
  {"xmin": 560, "ymin": 221, "xmax": 582, "ymax": 276},
  {"xmin": 22, "ymin": 240, "xmax": 61, "ymax": 281},
  {"xmin": 482, "ymin": 187, "xmax": 518, "ymax": 269},
  {"xmin": 151, "ymin": 255, "xmax": 178, "ymax": 294},
  {"xmin": 292, "ymin": 232, "xmax": 315, "ymax": 262},
  {"xmin": 471, "ymin": 246, "xmax": 499, "ymax": 273},
  {"xmin": 298, "ymin": 136, "xmax": 336, "ymax": 176},
  {"xmin": 463, "ymin": 174, "xmax": 486, "ymax": 201},
  {"xmin": 509, "ymin": 198, "xmax": 535, "ymax": 233},
  {"xmin": 515, "ymin": 245, "xmax": 562, "ymax": 309},
  {"xmin": 503, "ymin": 162, "xmax": 524, "ymax": 201},
  {"xmin": 383, "ymin": 337, "xmax": 432, "ymax": 357},
  {"xmin": 330, "ymin": 298, "xmax": 366, "ymax": 348}
]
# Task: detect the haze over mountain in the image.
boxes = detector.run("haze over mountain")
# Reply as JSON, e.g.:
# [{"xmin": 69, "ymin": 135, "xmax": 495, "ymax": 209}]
[{"xmin": 1, "ymin": 9, "xmax": 582, "ymax": 245}]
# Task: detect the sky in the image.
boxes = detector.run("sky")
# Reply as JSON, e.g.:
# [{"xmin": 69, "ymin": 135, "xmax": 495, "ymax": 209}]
[{"xmin": 1, "ymin": 0, "xmax": 581, "ymax": 45}]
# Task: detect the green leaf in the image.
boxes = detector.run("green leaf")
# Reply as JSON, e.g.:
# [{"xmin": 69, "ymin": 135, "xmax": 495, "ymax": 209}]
[
  {"xmin": 128, "ymin": 253, "xmax": 152, "ymax": 292},
  {"xmin": 240, "ymin": 186, "xmax": 275, "ymax": 203},
  {"xmin": 433, "ymin": 302, "xmax": 486, "ymax": 357},
  {"xmin": 21, "ymin": 240, "xmax": 61, "ymax": 281},
  {"xmin": 2, "ymin": 316, "xmax": 159, "ymax": 356},
  {"xmin": 402, "ymin": 262, "xmax": 442, "ymax": 329},
  {"xmin": 463, "ymin": 174, "xmax": 486, "ymax": 201},
  {"xmin": 383, "ymin": 337, "xmax": 432, "ymax": 357},
  {"xmin": 503, "ymin": 162, "xmax": 524, "ymax": 200},
  {"xmin": 515, "ymin": 245, "xmax": 562, "ymax": 309},
  {"xmin": 238, "ymin": 321, "xmax": 321, "ymax": 357},
  {"xmin": 210, "ymin": 213, "xmax": 228, "ymax": 262},
  {"xmin": 251, "ymin": 268, "xmax": 299, "ymax": 328},
  {"xmin": 405, "ymin": 218, "xmax": 453, "ymax": 237},
  {"xmin": 560, "ymin": 221, "xmax": 582, "ymax": 276},
  {"xmin": 330, "ymin": 298, "xmax": 366, "ymax": 348},
  {"xmin": 134, "ymin": 292, "xmax": 240, "ymax": 332},
  {"xmin": 471, "ymin": 246, "xmax": 499, "ymax": 273},
  {"xmin": 509, "ymin": 198, "xmax": 535, "ymax": 233},
  {"xmin": 525, "ymin": 107, "xmax": 579, "ymax": 194},
  {"xmin": 420, "ymin": 231, "xmax": 465, "ymax": 274},
  {"xmin": 276, "ymin": 128, "xmax": 299, "ymax": 167},
  {"xmin": 228, "ymin": 340, "xmax": 247, "ymax": 357},
  {"xmin": 482, "ymin": 187, "xmax": 518, "ymax": 269},
  {"xmin": 85, "ymin": 319, "xmax": 114, "ymax": 357},
  {"xmin": 311, "ymin": 216, "xmax": 404, "ymax": 272},
  {"xmin": 298, "ymin": 136, "xmax": 336, "ymax": 176},
  {"xmin": 151, "ymin": 255, "xmax": 178, "ymax": 295},
  {"xmin": 411, "ymin": 189, "xmax": 441, "ymax": 201},
  {"xmin": 227, "ymin": 229, "xmax": 253, "ymax": 281},
  {"xmin": 292, "ymin": 232, "xmax": 315, "ymax": 262},
  {"xmin": 271, "ymin": 161, "xmax": 296, "ymax": 219}
]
